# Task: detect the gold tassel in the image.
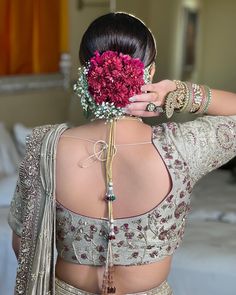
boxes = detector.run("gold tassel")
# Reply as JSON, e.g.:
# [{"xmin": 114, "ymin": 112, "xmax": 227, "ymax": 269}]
[{"xmin": 101, "ymin": 120, "xmax": 117, "ymax": 295}]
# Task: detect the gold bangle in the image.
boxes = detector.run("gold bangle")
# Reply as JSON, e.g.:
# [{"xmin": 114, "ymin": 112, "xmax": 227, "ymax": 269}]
[
  {"xmin": 173, "ymin": 80, "xmax": 188, "ymax": 110},
  {"xmin": 164, "ymin": 81, "xmax": 212, "ymax": 118},
  {"xmin": 183, "ymin": 82, "xmax": 194, "ymax": 113},
  {"xmin": 190, "ymin": 84, "xmax": 203, "ymax": 113},
  {"xmin": 196, "ymin": 85, "xmax": 212, "ymax": 114},
  {"xmin": 164, "ymin": 91, "xmax": 176, "ymax": 118},
  {"xmin": 164, "ymin": 80, "xmax": 189, "ymax": 118}
]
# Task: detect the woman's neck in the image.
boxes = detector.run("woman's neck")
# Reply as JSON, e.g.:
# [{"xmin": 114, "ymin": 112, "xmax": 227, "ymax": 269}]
[
  {"xmin": 90, "ymin": 116, "xmax": 143, "ymax": 125},
  {"xmin": 87, "ymin": 116, "xmax": 151, "ymax": 143}
]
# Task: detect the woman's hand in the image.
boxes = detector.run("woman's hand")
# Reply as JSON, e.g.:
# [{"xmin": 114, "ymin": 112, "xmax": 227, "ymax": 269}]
[
  {"xmin": 125, "ymin": 79, "xmax": 236, "ymax": 117},
  {"xmin": 124, "ymin": 79, "xmax": 176, "ymax": 117}
]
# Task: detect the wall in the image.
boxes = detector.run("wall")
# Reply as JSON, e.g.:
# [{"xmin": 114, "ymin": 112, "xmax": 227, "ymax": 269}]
[
  {"xmin": 116, "ymin": 0, "xmax": 149, "ymax": 22},
  {"xmin": 198, "ymin": 0, "xmax": 236, "ymax": 91},
  {"xmin": 0, "ymin": 87, "xmax": 69, "ymax": 130},
  {"xmin": 146, "ymin": 0, "xmax": 236, "ymax": 92},
  {"xmin": 147, "ymin": 0, "xmax": 180, "ymax": 81}
]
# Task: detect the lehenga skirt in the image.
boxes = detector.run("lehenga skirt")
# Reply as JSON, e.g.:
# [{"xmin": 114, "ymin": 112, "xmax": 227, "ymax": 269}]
[{"xmin": 55, "ymin": 277, "xmax": 173, "ymax": 295}]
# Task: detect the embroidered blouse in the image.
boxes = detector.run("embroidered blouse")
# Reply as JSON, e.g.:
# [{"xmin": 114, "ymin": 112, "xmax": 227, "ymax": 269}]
[
  {"xmin": 7, "ymin": 115, "xmax": 236, "ymax": 292},
  {"xmin": 55, "ymin": 126, "xmax": 189, "ymax": 266},
  {"xmin": 54, "ymin": 115, "xmax": 236, "ymax": 266}
]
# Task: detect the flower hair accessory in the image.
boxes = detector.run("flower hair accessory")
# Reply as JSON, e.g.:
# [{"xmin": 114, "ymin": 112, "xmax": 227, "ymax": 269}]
[{"xmin": 74, "ymin": 50, "xmax": 152, "ymax": 121}]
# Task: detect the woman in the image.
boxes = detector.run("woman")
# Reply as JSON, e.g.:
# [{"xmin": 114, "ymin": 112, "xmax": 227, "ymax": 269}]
[{"xmin": 8, "ymin": 12, "xmax": 236, "ymax": 295}]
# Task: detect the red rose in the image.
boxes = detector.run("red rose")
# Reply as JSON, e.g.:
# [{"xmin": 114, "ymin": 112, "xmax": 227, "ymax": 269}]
[{"xmin": 87, "ymin": 51, "xmax": 144, "ymax": 108}]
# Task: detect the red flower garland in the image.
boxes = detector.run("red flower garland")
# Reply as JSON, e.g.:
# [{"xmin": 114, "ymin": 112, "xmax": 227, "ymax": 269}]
[{"xmin": 87, "ymin": 51, "xmax": 144, "ymax": 108}]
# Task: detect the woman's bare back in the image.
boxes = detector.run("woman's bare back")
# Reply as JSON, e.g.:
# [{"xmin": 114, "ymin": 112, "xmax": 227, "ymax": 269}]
[{"xmin": 55, "ymin": 120, "xmax": 173, "ymax": 294}]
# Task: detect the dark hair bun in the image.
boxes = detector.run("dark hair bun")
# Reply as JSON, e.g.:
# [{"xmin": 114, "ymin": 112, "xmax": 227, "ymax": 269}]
[{"xmin": 79, "ymin": 12, "xmax": 156, "ymax": 67}]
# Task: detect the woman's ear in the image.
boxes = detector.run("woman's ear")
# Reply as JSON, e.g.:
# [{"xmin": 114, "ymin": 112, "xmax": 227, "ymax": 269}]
[{"xmin": 150, "ymin": 62, "xmax": 156, "ymax": 81}]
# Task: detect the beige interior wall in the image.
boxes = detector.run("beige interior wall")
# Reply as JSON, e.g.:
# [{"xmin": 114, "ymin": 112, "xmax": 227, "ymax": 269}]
[
  {"xmin": 147, "ymin": 0, "xmax": 180, "ymax": 81},
  {"xmin": 198, "ymin": 0, "xmax": 236, "ymax": 91},
  {"xmin": 147, "ymin": 0, "xmax": 236, "ymax": 93},
  {"xmin": 116, "ymin": 0, "xmax": 149, "ymax": 22},
  {"xmin": 0, "ymin": 88, "xmax": 69, "ymax": 130}
]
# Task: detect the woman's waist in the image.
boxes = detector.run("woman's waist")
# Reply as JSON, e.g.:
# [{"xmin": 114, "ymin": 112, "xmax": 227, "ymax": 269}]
[{"xmin": 55, "ymin": 256, "xmax": 172, "ymax": 294}]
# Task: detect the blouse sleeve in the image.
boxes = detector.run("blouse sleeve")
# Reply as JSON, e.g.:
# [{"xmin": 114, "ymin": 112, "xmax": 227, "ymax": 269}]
[{"xmin": 168, "ymin": 115, "xmax": 236, "ymax": 185}]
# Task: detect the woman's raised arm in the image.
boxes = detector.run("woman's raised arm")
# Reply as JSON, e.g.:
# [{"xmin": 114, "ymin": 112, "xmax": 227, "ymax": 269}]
[
  {"xmin": 125, "ymin": 80, "xmax": 236, "ymax": 117},
  {"xmin": 207, "ymin": 89, "xmax": 236, "ymax": 116}
]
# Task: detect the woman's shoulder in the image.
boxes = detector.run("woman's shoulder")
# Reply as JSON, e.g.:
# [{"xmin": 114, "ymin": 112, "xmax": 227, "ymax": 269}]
[
  {"xmin": 26, "ymin": 122, "xmax": 70, "ymax": 144},
  {"xmin": 29, "ymin": 122, "xmax": 69, "ymax": 136},
  {"xmin": 19, "ymin": 123, "xmax": 70, "ymax": 165}
]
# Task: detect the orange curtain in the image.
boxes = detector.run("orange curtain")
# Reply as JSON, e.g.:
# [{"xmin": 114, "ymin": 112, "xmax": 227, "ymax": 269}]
[
  {"xmin": 0, "ymin": 0, "xmax": 10, "ymax": 75},
  {"xmin": 0, "ymin": 0, "xmax": 68, "ymax": 75}
]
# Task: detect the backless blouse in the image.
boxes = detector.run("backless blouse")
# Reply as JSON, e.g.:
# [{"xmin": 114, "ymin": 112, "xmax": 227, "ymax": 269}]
[{"xmin": 8, "ymin": 115, "xmax": 236, "ymax": 294}]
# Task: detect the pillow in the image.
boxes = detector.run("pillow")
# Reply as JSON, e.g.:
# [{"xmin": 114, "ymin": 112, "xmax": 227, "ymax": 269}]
[
  {"xmin": 0, "ymin": 122, "xmax": 20, "ymax": 177},
  {"xmin": 13, "ymin": 123, "xmax": 32, "ymax": 158}
]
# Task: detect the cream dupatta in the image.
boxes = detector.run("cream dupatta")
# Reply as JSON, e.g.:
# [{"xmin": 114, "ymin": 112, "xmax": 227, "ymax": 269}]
[{"xmin": 13, "ymin": 123, "xmax": 69, "ymax": 295}]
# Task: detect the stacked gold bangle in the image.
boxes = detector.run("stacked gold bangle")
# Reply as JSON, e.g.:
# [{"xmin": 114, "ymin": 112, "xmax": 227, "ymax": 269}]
[{"xmin": 164, "ymin": 80, "xmax": 212, "ymax": 118}]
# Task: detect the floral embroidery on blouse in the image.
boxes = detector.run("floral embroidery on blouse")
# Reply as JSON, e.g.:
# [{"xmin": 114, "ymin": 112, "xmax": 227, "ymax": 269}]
[
  {"xmin": 55, "ymin": 116, "xmax": 236, "ymax": 266},
  {"xmin": 56, "ymin": 123, "xmax": 193, "ymax": 266}
]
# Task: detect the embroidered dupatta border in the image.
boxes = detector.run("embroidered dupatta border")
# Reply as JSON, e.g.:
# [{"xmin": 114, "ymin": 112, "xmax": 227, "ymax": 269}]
[{"xmin": 15, "ymin": 123, "xmax": 69, "ymax": 295}]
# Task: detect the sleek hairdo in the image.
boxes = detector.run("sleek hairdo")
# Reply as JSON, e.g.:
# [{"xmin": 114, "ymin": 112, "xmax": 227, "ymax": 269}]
[{"xmin": 79, "ymin": 12, "xmax": 156, "ymax": 67}]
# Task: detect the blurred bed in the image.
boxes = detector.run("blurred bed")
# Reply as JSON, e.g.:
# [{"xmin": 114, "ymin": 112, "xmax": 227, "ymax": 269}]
[
  {"xmin": 169, "ymin": 169, "xmax": 236, "ymax": 295},
  {"xmin": 0, "ymin": 122, "xmax": 235, "ymax": 295},
  {"xmin": 0, "ymin": 206, "xmax": 17, "ymax": 295},
  {"xmin": 0, "ymin": 122, "xmax": 31, "ymax": 295}
]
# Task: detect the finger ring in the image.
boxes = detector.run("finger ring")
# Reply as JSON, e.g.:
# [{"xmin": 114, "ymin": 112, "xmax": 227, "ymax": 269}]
[
  {"xmin": 146, "ymin": 102, "xmax": 163, "ymax": 113},
  {"xmin": 155, "ymin": 106, "xmax": 164, "ymax": 113},
  {"xmin": 146, "ymin": 102, "xmax": 157, "ymax": 112}
]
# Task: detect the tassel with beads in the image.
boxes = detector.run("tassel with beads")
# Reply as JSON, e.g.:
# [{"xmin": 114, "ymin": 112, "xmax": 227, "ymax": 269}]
[
  {"xmin": 101, "ymin": 120, "xmax": 117, "ymax": 295},
  {"xmin": 101, "ymin": 242, "xmax": 116, "ymax": 294}
]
